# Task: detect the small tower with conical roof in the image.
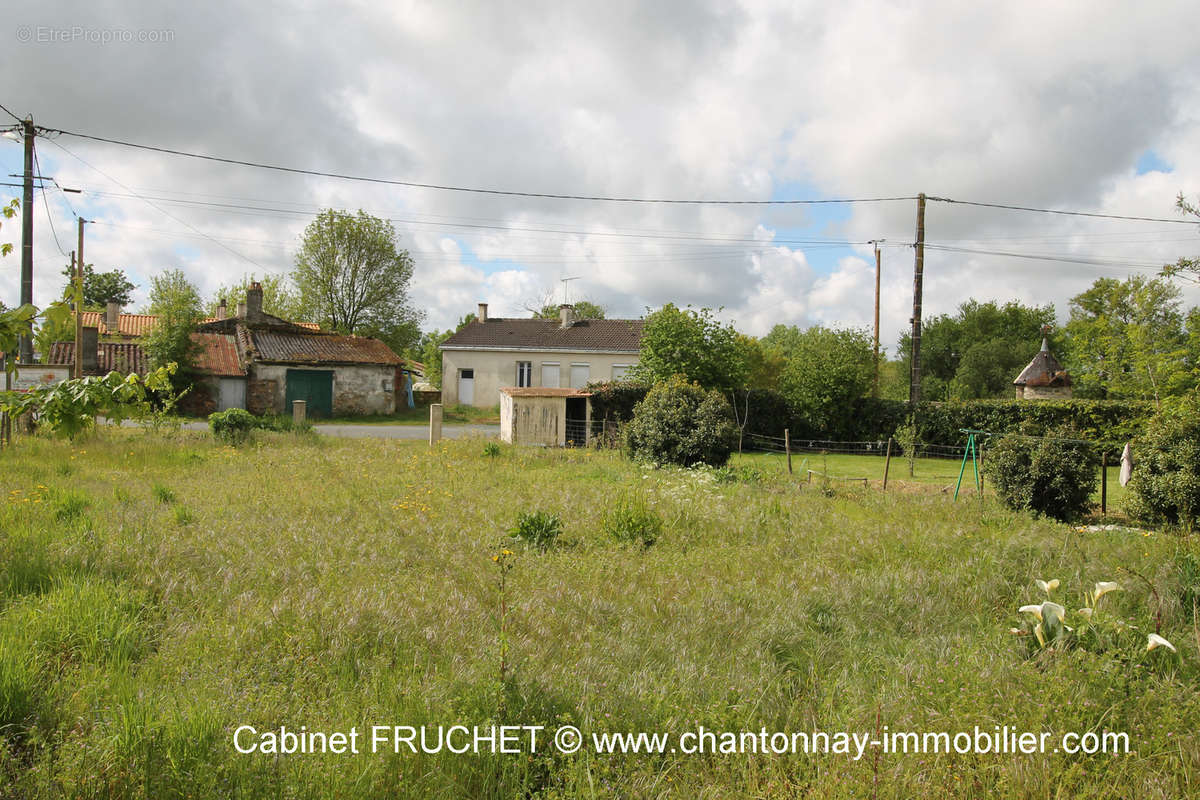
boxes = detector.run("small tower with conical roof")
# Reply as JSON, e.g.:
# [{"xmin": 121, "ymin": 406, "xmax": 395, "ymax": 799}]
[{"xmin": 1013, "ymin": 326, "xmax": 1072, "ymax": 400}]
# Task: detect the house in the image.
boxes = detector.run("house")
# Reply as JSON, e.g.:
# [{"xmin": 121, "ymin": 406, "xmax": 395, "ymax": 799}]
[
  {"xmin": 439, "ymin": 303, "xmax": 643, "ymax": 408},
  {"xmin": 1013, "ymin": 333, "xmax": 1072, "ymax": 400},
  {"xmin": 75, "ymin": 301, "xmax": 321, "ymax": 341},
  {"xmin": 195, "ymin": 283, "xmax": 404, "ymax": 417},
  {"xmin": 499, "ymin": 387, "xmax": 593, "ymax": 447}
]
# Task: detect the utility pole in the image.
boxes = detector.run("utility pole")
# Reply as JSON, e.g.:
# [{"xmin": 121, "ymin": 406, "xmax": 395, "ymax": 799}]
[
  {"xmin": 869, "ymin": 239, "xmax": 883, "ymax": 396},
  {"xmin": 909, "ymin": 193, "xmax": 926, "ymax": 406},
  {"xmin": 19, "ymin": 117, "xmax": 34, "ymax": 364},
  {"xmin": 74, "ymin": 217, "xmax": 87, "ymax": 379}
]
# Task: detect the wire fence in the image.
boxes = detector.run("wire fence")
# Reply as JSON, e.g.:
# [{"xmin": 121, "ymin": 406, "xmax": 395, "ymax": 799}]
[{"xmin": 742, "ymin": 432, "xmax": 968, "ymax": 460}]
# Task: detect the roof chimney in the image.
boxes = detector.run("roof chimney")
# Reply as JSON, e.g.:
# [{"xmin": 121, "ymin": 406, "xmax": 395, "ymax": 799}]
[
  {"xmin": 236, "ymin": 301, "xmax": 247, "ymax": 318},
  {"xmin": 559, "ymin": 303, "xmax": 576, "ymax": 329},
  {"xmin": 477, "ymin": 302, "xmax": 488, "ymax": 322},
  {"xmin": 217, "ymin": 297, "xmax": 228, "ymax": 320},
  {"xmin": 246, "ymin": 282, "xmax": 264, "ymax": 322},
  {"xmin": 105, "ymin": 301, "xmax": 121, "ymax": 334},
  {"xmin": 80, "ymin": 326, "xmax": 98, "ymax": 375}
]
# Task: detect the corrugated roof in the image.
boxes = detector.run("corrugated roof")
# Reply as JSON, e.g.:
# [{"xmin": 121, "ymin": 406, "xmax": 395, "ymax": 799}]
[
  {"xmin": 193, "ymin": 333, "xmax": 245, "ymax": 376},
  {"xmin": 48, "ymin": 341, "xmax": 149, "ymax": 375},
  {"xmin": 250, "ymin": 330, "xmax": 403, "ymax": 365},
  {"xmin": 1013, "ymin": 338, "xmax": 1072, "ymax": 387},
  {"xmin": 77, "ymin": 311, "xmax": 320, "ymax": 337},
  {"xmin": 442, "ymin": 318, "xmax": 643, "ymax": 352},
  {"xmin": 500, "ymin": 387, "xmax": 592, "ymax": 397}
]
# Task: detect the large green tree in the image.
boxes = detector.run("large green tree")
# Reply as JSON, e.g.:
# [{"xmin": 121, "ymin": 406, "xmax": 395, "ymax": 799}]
[
  {"xmin": 1064, "ymin": 275, "xmax": 1191, "ymax": 404},
  {"xmin": 293, "ymin": 209, "xmax": 423, "ymax": 353},
  {"xmin": 631, "ymin": 304, "xmax": 747, "ymax": 392},
  {"xmin": 533, "ymin": 300, "xmax": 606, "ymax": 320},
  {"xmin": 144, "ymin": 269, "xmax": 203, "ymax": 389},
  {"xmin": 897, "ymin": 300, "xmax": 1056, "ymax": 400},
  {"xmin": 773, "ymin": 325, "xmax": 875, "ymax": 435},
  {"xmin": 59, "ymin": 262, "xmax": 136, "ymax": 308}
]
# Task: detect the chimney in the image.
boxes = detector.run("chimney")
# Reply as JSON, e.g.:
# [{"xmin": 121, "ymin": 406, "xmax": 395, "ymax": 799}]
[
  {"xmin": 246, "ymin": 282, "xmax": 264, "ymax": 322},
  {"xmin": 559, "ymin": 303, "xmax": 576, "ymax": 329},
  {"xmin": 105, "ymin": 301, "xmax": 121, "ymax": 334},
  {"xmin": 236, "ymin": 301, "xmax": 247, "ymax": 318},
  {"xmin": 80, "ymin": 326, "xmax": 99, "ymax": 375},
  {"xmin": 477, "ymin": 302, "xmax": 488, "ymax": 322},
  {"xmin": 217, "ymin": 297, "xmax": 228, "ymax": 320}
]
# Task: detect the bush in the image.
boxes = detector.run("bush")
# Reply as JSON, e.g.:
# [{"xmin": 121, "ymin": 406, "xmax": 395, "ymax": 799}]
[
  {"xmin": 602, "ymin": 496, "xmax": 663, "ymax": 548},
  {"xmin": 209, "ymin": 408, "xmax": 256, "ymax": 444},
  {"xmin": 586, "ymin": 381, "xmax": 650, "ymax": 423},
  {"xmin": 623, "ymin": 377, "xmax": 738, "ymax": 467},
  {"xmin": 509, "ymin": 511, "xmax": 563, "ymax": 550},
  {"xmin": 1129, "ymin": 396, "xmax": 1200, "ymax": 528},
  {"xmin": 984, "ymin": 426, "xmax": 1097, "ymax": 522}
]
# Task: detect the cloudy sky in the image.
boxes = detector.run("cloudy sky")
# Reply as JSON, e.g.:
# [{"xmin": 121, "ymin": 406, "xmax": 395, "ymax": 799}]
[{"xmin": 2, "ymin": 0, "xmax": 1199, "ymax": 351}]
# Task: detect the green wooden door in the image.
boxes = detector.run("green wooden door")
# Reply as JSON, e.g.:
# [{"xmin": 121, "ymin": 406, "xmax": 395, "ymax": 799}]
[{"xmin": 285, "ymin": 369, "xmax": 334, "ymax": 418}]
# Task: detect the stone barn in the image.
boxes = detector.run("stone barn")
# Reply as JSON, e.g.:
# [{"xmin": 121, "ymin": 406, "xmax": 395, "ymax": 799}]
[
  {"xmin": 499, "ymin": 387, "xmax": 592, "ymax": 447},
  {"xmin": 1013, "ymin": 334, "xmax": 1072, "ymax": 400}
]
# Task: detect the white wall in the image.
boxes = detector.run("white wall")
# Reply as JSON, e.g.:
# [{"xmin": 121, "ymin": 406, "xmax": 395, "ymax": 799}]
[{"xmin": 442, "ymin": 349, "xmax": 637, "ymax": 407}]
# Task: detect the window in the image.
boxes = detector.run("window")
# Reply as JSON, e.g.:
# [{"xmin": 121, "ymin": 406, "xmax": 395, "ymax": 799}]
[
  {"xmin": 569, "ymin": 363, "xmax": 590, "ymax": 389},
  {"xmin": 541, "ymin": 362, "xmax": 560, "ymax": 388},
  {"xmin": 517, "ymin": 361, "xmax": 532, "ymax": 387},
  {"xmin": 611, "ymin": 364, "xmax": 632, "ymax": 380}
]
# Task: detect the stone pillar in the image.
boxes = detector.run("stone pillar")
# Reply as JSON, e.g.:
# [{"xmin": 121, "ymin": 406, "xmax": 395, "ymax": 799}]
[
  {"xmin": 292, "ymin": 400, "xmax": 306, "ymax": 425},
  {"xmin": 429, "ymin": 403, "xmax": 443, "ymax": 445}
]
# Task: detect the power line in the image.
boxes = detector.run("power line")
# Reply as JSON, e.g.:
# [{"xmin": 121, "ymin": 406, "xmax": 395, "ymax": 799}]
[
  {"xmin": 41, "ymin": 125, "xmax": 915, "ymax": 206},
  {"xmin": 923, "ymin": 243, "xmax": 1166, "ymax": 270},
  {"xmin": 0, "ymin": 101, "xmax": 22, "ymax": 124},
  {"xmin": 929, "ymin": 196, "xmax": 1198, "ymax": 225},
  {"xmin": 42, "ymin": 136, "xmax": 280, "ymax": 275},
  {"xmin": 32, "ymin": 141, "xmax": 69, "ymax": 258}
]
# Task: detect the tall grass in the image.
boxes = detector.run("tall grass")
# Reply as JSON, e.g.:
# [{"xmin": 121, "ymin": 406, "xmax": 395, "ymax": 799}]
[{"xmin": 0, "ymin": 428, "xmax": 1194, "ymax": 797}]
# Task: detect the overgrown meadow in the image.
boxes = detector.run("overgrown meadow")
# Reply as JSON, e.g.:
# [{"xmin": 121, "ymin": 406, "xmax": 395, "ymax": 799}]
[{"xmin": 0, "ymin": 430, "xmax": 1197, "ymax": 798}]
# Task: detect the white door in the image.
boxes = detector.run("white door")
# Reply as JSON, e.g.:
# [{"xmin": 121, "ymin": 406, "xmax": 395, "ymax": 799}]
[
  {"xmin": 218, "ymin": 378, "xmax": 246, "ymax": 411},
  {"xmin": 541, "ymin": 363, "xmax": 560, "ymax": 388},
  {"xmin": 457, "ymin": 369, "xmax": 474, "ymax": 406},
  {"xmin": 569, "ymin": 364, "xmax": 589, "ymax": 389}
]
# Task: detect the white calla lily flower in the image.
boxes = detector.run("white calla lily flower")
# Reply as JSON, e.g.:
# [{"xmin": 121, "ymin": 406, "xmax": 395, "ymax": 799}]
[
  {"xmin": 1146, "ymin": 633, "xmax": 1176, "ymax": 653},
  {"xmin": 1018, "ymin": 605, "xmax": 1043, "ymax": 620},
  {"xmin": 1077, "ymin": 607, "xmax": 1093, "ymax": 620},
  {"xmin": 1093, "ymin": 581, "xmax": 1122, "ymax": 603},
  {"xmin": 1035, "ymin": 578, "xmax": 1060, "ymax": 594}
]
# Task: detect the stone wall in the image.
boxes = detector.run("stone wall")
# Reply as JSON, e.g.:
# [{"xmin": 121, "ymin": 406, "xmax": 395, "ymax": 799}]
[
  {"xmin": 179, "ymin": 377, "xmax": 218, "ymax": 417},
  {"xmin": 247, "ymin": 378, "xmax": 278, "ymax": 415},
  {"xmin": 1016, "ymin": 385, "xmax": 1073, "ymax": 401},
  {"xmin": 250, "ymin": 363, "xmax": 395, "ymax": 416}
]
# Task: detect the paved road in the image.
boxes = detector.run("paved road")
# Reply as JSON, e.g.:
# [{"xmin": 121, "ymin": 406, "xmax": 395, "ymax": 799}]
[{"xmin": 174, "ymin": 420, "xmax": 499, "ymax": 440}]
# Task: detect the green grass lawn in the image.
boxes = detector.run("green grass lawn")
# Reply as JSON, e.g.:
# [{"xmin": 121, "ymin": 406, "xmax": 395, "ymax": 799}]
[
  {"xmin": 318, "ymin": 404, "xmax": 501, "ymax": 426},
  {"xmin": 0, "ymin": 431, "xmax": 1196, "ymax": 797}
]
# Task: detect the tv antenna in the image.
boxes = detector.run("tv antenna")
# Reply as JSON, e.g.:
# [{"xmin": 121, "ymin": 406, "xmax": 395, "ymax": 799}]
[{"xmin": 560, "ymin": 275, "xmax": 580, "ymax": 305}]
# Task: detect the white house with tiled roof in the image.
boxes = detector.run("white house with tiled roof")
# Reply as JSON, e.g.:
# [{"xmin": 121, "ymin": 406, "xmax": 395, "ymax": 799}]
[{"xmin": 439, "ymin": 303, "xmax": 643, "ymax": 408}]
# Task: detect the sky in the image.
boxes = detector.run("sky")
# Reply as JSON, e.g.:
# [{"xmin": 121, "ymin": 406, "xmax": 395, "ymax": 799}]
[{"xmin": 1, "ymin": 0, "xmax": 1199, "ymax": 353}]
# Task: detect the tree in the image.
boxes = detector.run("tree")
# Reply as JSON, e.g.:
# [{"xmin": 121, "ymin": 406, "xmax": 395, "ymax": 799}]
[
  {"xmin": 207, "ymin": 273, "xmax": 304, "ymax": 321},
  {"xmin": 1064, "ymin": 276, "xmax": 1190, "ymax": 404},
  {"xmin": 896, "ymin": 300, "xmax": 1056, "ymax": 400},
  {"xmin": 143, "ymin": 269, "xmax": 203, "ymax": 389},
  {"xmin": 59, "ymin": 262, "xmax": 136, "ymax": 308},
  {"xmin": 631, "ymin": 304, "xmax": 747, "ymax": 392},
  {"xmin": 293, "ymin": 209, "xmax": 424, "ymax": 343},
  {"xmin": 623, "ymin": 376, "xmax": 738, "ymax": 467},
  {"xmin": 1160, "ymin": 193, "xmax": 1199, "ymax": 282},
  {"xmin": 775, "ymin": 326, "xmax": 875, "ymax": 436},
  {"xmin": 413, "ymin": 314, "xmax": 477, "ymax": 389}
]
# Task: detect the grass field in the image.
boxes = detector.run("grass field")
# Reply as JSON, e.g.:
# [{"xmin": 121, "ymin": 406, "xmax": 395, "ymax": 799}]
[{"xmin": 0, "ymin": 429, "xmax": 1196, "ymax": 798}]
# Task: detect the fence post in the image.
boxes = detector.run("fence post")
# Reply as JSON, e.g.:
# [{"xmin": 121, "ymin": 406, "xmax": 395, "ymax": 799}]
[
  {"xmin": 883, "ymin": 437, "xmax": 893, "ymax": 490},
  {"xmin": 429, "ymin": 403, "xmax": 443, "ymax": 446},
  {"xmin": 785, "ymin": 428, "xmax": 792, "ymax": 474},
  {"xmin": 1101, "ymin": 450, "xmax": 1107, "ymax": 516}
]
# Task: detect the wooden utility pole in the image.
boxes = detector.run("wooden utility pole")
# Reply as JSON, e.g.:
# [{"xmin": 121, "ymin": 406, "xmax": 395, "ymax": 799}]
[
  {"xmin": 870, "ymin": 240, "xmax": 882, "ymax": 395},
  {"xmin": 74, "ymin": 218, "xmax": 86, "ymax": 378},
  {"xmin": 19, "ymin": 118, "xmax": 35, "ymax": 364},
  {"xmin": 909, "ymin": 193, "xmax": 926, "ymax": 405}
]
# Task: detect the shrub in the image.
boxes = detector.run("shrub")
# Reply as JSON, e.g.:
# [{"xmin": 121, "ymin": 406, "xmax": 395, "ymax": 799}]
[
  {"xmin": 602, "ymin": 496, "xmax": 663, "ymax": 548},
  {"xmin": 483, "ymin": 442, "xmax": 501, "ymax": 457},
  {"xmin": 586, "ymin": 380, "xmax": 650, "ymax": 423},
  {"xmin": 623, "ymin": 377, "xmax": 738, "ymax": 467},
  {"xmin": 209, "ymin": 408, "xmax": 256, "ymax": 444},
  {"xmin": 985, "ymin": 426, "xmax": 1096, "ymax": 522},
  {"xmin": 1128, "ymin": 395, "xmax": 1200, "ymax": 528},
  {"xmin": 509, "ymin": 511, "xmax": 563, "ymax": 550}
]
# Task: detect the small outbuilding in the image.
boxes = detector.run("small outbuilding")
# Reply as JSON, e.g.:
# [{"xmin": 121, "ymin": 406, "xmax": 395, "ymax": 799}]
[
  {"xmin": 1013, "ymin": 334, "xmax": 1072, "ymax": 400},
  {"xmin": 499, "ymin": 387, "xmax": 592, "ymax": 447}
]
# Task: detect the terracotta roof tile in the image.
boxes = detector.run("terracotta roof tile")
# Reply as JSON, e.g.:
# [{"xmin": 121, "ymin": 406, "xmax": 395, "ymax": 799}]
[
  {"xmin": 192, "ymin": 333, "xmax": 245, "ymax": 376},
  {"xmin": 47, "ymin": 341, "xmax": 148, "ymax": 375},
  {"xmin": 442, "ymin": 318, "xmax": 643, "ymax": 352}
]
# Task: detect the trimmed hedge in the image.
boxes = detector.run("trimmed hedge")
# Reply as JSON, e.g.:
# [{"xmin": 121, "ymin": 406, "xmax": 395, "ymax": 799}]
[{"xmin": 587, "ymin": 380, "xmax": 649, "ymax": 423}]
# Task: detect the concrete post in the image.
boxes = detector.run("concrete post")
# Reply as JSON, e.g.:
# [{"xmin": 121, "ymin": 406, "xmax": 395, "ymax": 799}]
[
  {"xmin": 292, "ymin": 400, "xmax": 306, "ymax": 425},
  {"xmin": 429, "ymin": 403, "xmax": 443, "ymax": 445}
]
